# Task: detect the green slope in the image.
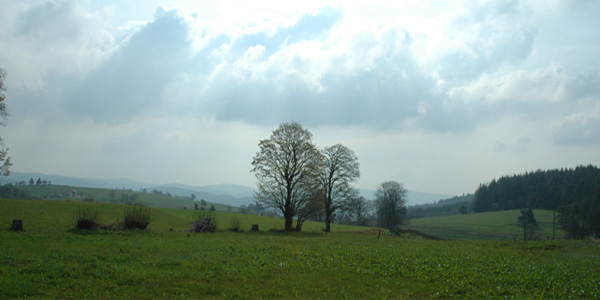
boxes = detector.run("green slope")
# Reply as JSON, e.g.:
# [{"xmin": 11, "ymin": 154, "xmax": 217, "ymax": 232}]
[
  {"xmin": 407, "ymin": 209, "xmax": 567, "ymax": 240},
  {"xmin": 15, "ymin": 184, "xmax": 239, "ymax": 212}
]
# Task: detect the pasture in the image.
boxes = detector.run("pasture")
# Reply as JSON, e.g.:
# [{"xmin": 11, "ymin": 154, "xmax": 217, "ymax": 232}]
[
  {"xmin": 1, "ymin": 198, "xmax": 599, "ymax": 299},
  {"xmin": 407, "ymin": 209, "xmax": 565, "ymax": 240}
]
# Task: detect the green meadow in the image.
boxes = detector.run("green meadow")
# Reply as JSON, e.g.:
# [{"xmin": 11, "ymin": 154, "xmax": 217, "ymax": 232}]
[
  {"xmin": 1, "ymin": 198, "xmax": 599, "ymax": 299},
  {"xmin": 407, "ymin": 209, "xmax": 565, "ymax": 240},
  {"xmin": 16, "ymin": 184, "xmax": 239, "ymax": 212}
]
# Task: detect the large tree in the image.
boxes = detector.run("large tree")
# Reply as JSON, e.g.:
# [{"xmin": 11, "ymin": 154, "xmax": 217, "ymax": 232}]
[
  {"xmin": 0, "ymin": 68, "xmax": 11, "ymax": 176},
  {"xmin": 375, "ymin": 181, "xmax": 408, "ymax": 232},
  {"xmin": 251, "ymin": 122, "xmax": 322, "ymax": 231},
  {"xmin": 320, "ymin": 144, "xmax": 360, "ymax": 232}
]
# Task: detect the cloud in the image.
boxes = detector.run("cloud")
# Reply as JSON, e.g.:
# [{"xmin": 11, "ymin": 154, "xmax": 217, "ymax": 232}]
[
  {"xmin": 64, "ymin": 6, "xmax": 193, "ymax": 122},
  {"xmin": 554, "ymin": 104, "xmax": 600, "ymax": 145},
  {"xmin": 0, "ymin": 0, "xmax": 115, "ymax": 89},
  {"xmin": 418, "ymin": 63, "xmax": 600, "ymax": 132},
  {"xmin": 434, "ymin": 0, "xmax": 536, "ymax": 83}
]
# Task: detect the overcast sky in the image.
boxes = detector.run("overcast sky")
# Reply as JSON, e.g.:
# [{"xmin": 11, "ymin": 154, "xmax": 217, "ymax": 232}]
[{"xmin": 0, "ymin": 0, "xmax": 598, "ymax": 197}]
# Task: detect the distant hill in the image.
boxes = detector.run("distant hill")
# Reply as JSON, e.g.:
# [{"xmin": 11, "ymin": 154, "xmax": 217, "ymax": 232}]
[
  {"xmin": 2, "ymin": 172, "xmax": 256, "ymax": 207},
  {"xmin": 359, "ymin": 189, "xmax": 452, "ymax": 206},
  {"xmin": 149, "ymin": 183, "xmax": 254, "ymax": 207},
  {"xmin": 3, "ymin": 172, "xmax": 456, "ymax": 208},
  {"xmin": 1, "ymin": 172, "xmax": 149, "ymax": 190}
]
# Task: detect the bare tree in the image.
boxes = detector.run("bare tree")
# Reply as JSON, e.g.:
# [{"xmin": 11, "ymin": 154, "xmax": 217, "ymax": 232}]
[
  {"xmin": 375, "ymin": 181, "xmax": 408, "ymax": 232},
  {"xmin": 251, "ymin": 122, "xmax": 322, "ymax": 231},
  {"xmin": 345, "ymin": 196, "xmax": 373, "ymax": 226},
  {"xmin": 0, "ymin": 68, "xmax": 11, "ymax": 176},
  {"xmin": 320, "ymin": 144, "xmax": 360, "ymax": 232}
]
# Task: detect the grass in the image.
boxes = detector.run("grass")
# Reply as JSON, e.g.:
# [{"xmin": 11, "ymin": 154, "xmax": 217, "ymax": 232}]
[
  {"xmin": 15, "ymin": 184, "xmax": 239, "ymax": 212},
  {"xmin": 1, "ymin": 198, "xmax": 598, "ymax": 299},
  {"xmin": 407, "ymin": 209, "xmax": 566, "ymax": 240}
]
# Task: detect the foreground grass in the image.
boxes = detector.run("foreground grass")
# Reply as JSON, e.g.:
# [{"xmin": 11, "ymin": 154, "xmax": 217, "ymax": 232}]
[
  {"xmin": 1, "ymin": 200, "xmax": 599, "ymax": 298},
  {"xmin": 1, "ymin": 229, "xmax": 599, "ymax": 299}
]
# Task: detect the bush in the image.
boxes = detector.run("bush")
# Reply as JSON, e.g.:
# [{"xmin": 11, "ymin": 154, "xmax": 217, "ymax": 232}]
[
  {"xmin": 123, "ymin": 205, "xmax": 151, "ymax": 230},
  {"xmin": 229, "ymin": 217, "xmax": 242, "ymax": 232},
  {"xmin": 189, "ymin": 210, "xmax": 216, "ymax": 233},
  {"xmin": 75, "ymin": 206, "xmax": 99, "ymax": 230}
]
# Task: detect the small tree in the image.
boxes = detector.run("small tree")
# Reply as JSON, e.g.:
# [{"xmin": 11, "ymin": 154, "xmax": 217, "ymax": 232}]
[
  {"xmin": 344, "ymin": 196, "xmax": 373, "ymax": 226},
  {"xmin": 517, "ymin": 207, "xmax": 541, "ymax": 240},
  {"xmin": 320, "ymin": 144, "xmax": 360, "ymax": 232},
  {"xmin": 458, "ymin": 204, "xmax": 468, "ymax": 214},
  {"xmin": 209, "ymin": 204, "xmax": 216, "ymax": 211},
  {"xmin": 375, "ymin": 181, "xmax": 408, "ymax": 233}
]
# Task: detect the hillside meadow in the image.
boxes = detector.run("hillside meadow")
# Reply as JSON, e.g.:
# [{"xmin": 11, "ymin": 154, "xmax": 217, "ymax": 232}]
[
  {"xmin": 15, "ymin": 184, "xmax": 240, "ymax": 212},
  {"xmin": 407, "ymin": 209, "xmax": 566, "ymax": 240},
  {"xmin": 1, "ymin": 198, "xmax": 599, "ymax": 299}
]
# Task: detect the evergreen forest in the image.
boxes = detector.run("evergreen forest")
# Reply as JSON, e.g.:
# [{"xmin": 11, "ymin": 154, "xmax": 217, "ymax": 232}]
[{"xmin": 472, "ymin": 165, "xmax": 600, "ymax": 238}]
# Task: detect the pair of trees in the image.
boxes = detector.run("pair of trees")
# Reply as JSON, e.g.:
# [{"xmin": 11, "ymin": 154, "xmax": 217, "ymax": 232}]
[
  {"xmin": 251, "ymin": 122, "xmax": 361, "ymax": 232},
  {"xmin": 252, "ymin": 122, "xmax": 409, "ymax": 232}
]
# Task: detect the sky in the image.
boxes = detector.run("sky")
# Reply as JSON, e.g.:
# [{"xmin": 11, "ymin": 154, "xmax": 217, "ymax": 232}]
[{"xmin": 0, "ymin": 0, "xmax": 599, "ymax": 197}]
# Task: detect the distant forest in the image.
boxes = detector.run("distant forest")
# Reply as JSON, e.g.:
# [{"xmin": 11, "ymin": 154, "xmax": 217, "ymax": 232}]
[
  {"xmin": 408, "ymin": 194, "xmax": 474, "ymax": 219},
  {"xmin": 472, "ymin": 165, "xmax": 600, "ymax": 238}
]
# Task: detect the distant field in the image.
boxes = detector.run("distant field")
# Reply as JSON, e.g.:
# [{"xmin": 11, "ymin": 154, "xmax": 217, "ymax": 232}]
[
  {"xmin": 407, "ymin": 209, "xmax": 566, "ymax": 240},
  {"xmin": 15, "ymin": 184, "xmax": 241, "ymax": 212},
  {"xmin": 2, "ymin": 198, "xmax": 599, "ymax": 299}
]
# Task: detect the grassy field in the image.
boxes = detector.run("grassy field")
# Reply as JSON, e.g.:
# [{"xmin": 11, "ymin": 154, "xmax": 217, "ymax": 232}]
[
  {"xmin": 407, "ymin": 209, "xmax": 566, "ymax": 240},
  {"xmin": 2, "ymin": 198, "xmax": 599, "ymax": 299},
  {"xmin": 16, "ymin": 184, "xmax": 240, "ymax": 212}
]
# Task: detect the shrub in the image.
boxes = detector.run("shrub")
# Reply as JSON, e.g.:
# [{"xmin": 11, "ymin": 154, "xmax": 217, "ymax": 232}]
[
  {"xmin": 229, "ymin": 217, "xmax": 242, "ymax": 232},
  {"xmin": 123, "ymin": 205, "xmax": 151, "ymax": 230},
  {"xmin": 189, "ymin": 210, "xmax": 216, "ymax": 233},
  {"xmin": 75, "ymin": 206, "xmax": 99, "ymax": 230}
]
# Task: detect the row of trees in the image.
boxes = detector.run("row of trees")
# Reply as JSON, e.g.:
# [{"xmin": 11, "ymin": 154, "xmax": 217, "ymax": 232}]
[
  {"xmin": 473, "ymin": 165, "xmax": 600, "ymax": 238},
  {"xmin": 251, "ymin": 122, "xmax": 407, "ymax": 232}
]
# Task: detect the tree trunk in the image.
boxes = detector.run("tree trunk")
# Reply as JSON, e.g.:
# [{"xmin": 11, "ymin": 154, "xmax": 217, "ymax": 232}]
[
  {"xmin": 324, "ymin": 195, "xmax": 332, "ymax": 232},
  {"xmin": 295, "ymin": 218, "xmax": 304, "ymax": 232},
  {"xmin": 284, "ymin": 214, "xmax": 294, "ymax": 231}
]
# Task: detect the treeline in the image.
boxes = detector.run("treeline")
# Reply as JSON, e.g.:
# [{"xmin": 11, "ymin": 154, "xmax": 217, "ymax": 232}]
[
  {"xmin": 408, "ymin": 194, "xmax": 474, "ymax": 219},
  {"xmin": 472, "ymin": 165, "xmax": 600, "ymax": 238}
]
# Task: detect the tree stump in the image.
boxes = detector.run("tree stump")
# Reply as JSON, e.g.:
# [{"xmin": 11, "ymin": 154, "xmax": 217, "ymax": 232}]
[
  {"xmin": 11, "ymin": 219, "xmax": 23, "ymax": 231},
  {"xmin": 251, "ymin": 224, "xmax": 259, "ymax": 231}
]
